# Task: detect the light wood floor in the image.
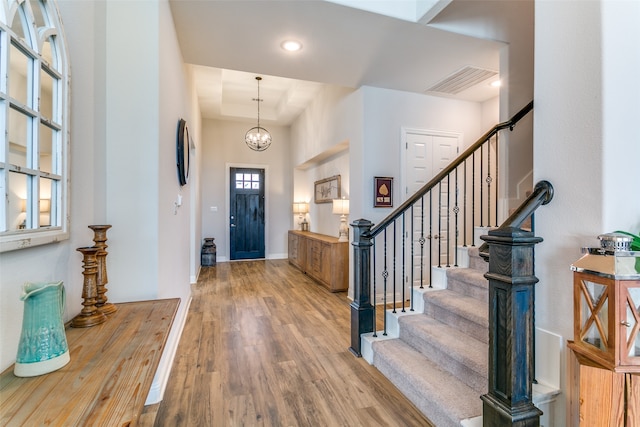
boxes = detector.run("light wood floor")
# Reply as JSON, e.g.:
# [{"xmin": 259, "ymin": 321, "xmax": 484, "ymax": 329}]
[{"xmin": 140, "ymin": 259, "xmax": 433, "ymax": 427}]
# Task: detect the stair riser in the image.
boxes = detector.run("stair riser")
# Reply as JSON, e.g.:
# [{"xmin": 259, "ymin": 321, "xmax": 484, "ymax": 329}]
[
  {"xmin": 468, "ymin": 256, "xmax": 488, "ymax": 272},
  {"xmin": 424, "ymin": 303, "xmax": 488, "ymax": 344},
  {"xmin": 446, "ymin": 278, "xmax": 488, "ymax": 303}
]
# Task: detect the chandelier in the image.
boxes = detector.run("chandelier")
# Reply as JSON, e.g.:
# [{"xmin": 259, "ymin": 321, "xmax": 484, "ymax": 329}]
[{"xmin": 245, "ymin": 76, "xmax": 272, "ymax": 151}]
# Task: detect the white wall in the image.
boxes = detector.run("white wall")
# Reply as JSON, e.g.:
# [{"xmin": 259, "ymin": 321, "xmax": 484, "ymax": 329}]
[
  {"xmin": 103, "ymin": 1, "xmax": 160, "ymax": 302},
  {"xmin": 428, "ymin": 0, "xmax": 534, "ymax": 204},
  {"xmin": 534, "ymin": 1, "xmax": 640, "ymax": 425},
  {"xmin": 291, "ymin": 84, "xmax": 488, "ymax": 298},
  {"xmin": 292, "ymin": 84, "xmax": 487, "ymax": 236},
  {"xmin": 357, "ymin": 86, "xmax": 484, "ymax": 227},
  {"xmin": 290, "ymin": 85, "xmax": 360, "ymax": 239},
  {"xmin": 305, "ymin": 152, "xmax": 350, "ymax": 238},
  {"xmin": 200, "ymin": 119, "xmax": 291, "ymax": 261},
  {"xmin": 157, "ymin": 0, "xmax": 196, "ymax": 304},
  {"xmin": 481, "ymin": 96, "xmax": 499, "ymax": 131},
  {"xmin": 0, "ymin": 0, "xmax": 197, "ymax": 375},
  {"xmin": 291, "ymin": 85, "xmax": 357, "ymax": 168}
]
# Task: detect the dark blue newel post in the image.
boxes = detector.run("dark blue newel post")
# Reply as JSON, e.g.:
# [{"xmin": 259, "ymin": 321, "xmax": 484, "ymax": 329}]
[
  {"xmin": 481, "ymin": 226, "xmax": 543, "ymax": 427},
  {"xmin": 350, "ymin": 219, "xmax": 374, "ymax": 357}
]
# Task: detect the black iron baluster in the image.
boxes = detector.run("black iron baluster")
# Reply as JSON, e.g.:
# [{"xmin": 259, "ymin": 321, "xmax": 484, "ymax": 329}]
[
  {"xmin": 383, "ymin": 229, "xmax": 388, "ymax": 336},
  {"xmin": 495, "ymin": 133, "xmax": 499, "ymax": 227},
  {"xmin": 437, "ymin": 182, "xmax": 442, "ymax": 268},
  {"xmin": 401, "ymin": 213, "xmax": 406, "ymax": 312},
  {"xmin": 428, "ymin": 190, "xmax": 433, "ymax": 287},
  {"xmin": 372, "ymin": 239, "xmax": 377, "ymax": 338},
  {"xmin": 487, "ymin": 137, "xmax": 492, "ymax": 227},
  {"xmin": 463, "ymin": 159, "xmax": 468, "ymax": 247},
  {"xmin": 446, "ymin": 174, "xmax": 451, "ymax": 267},
  {"xmin": 471, "ymin": 152, "xmax": 476, "ymax": 246},
  {"xmin": 420, "ymin": 197, "xmax": 425, "ymax": 290},
  {"xmin": 392, "ymin": 221, "xmax": 397, "ymax": 314},
  {"xmin": 410, "ymin": 205, "xmax": 415, "ymax": 311},
  {"xmin": 454, "ymin": 167, "xmax": 459, "ymax": 267},
  {"xmin": 480, "ymin": 143, "xmax": 484, "ymax": 227}
]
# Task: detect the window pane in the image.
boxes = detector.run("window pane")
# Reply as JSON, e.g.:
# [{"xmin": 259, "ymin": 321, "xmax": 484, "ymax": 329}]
[
  {"xmin": 8, "ymin": 108, "xmax": 29, "ymax": 168},
  {"xmin": 10, "ymin": 9, "xmax": 28, "ymax": 43},
  {"xmin": 41, "ymin": 35, "xmax": 55, "ymax": 70},
  {"xmin": 39, "ymin": 177, "xmax": 52, "ymax": 227},
  {"xmin": 40, "ymin": 68, "xmax": 54, "ymax": 120},
  {"xmin": 244, "ymin": 174, "xmax": 251, "ymax": 181},
  {"xmin": 236, "ymin": 181, "xmax": 243, "ymax": 189},
  {"xmin": 244, "ymin": 182, "xmax": 250, "ymax": 189},
  {"xmin": 9, "ymin": 43, "xmax": 31, "ymax": 106},
  {"xmin": 29, "ymin": 0, "xmax": 47, "ymax": 29},
  {"xmin": 236, "ymin": 173, "xmax": 243, "ymax": 181},
  {"xmin": 39, "ymin": 123, "xmax": 53, "ymax": 173},
  {"xmin": 252, "ymin": 174, "xmax": 259, "ymax": 181},
  {"xmin": 9, "ymin": 171, "xmax": 28, "ymax": 230},
  {"xmin": 252, "ymin": 182, "xmax": 259, "ymax": 189}
]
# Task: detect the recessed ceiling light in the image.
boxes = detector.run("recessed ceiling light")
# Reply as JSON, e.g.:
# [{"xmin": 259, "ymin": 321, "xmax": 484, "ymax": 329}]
[
  {"xmin": 490, "ymin": 80, "xmax": 502, "ymax": 88},
  {"xmin": 281, "ymin": 40, "xmax": 302, "ymax": 52}
]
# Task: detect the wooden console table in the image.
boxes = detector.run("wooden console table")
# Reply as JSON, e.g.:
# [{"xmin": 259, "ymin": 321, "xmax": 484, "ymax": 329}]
[
  {"xmin": 0, "ymin": 298, "xmax": 179, "ymax": 427},
  {"xmin": 288, "ymin": 230, "xmax": 348, "ymax": 292}
]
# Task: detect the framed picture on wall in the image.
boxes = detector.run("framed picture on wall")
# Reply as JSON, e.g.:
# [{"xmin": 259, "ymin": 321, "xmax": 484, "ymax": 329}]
[
  {"xmin": 314, "ymin": 175, "xmax": 341, "ymax": 203},
  {"xmin": 374, "ymin": 177, "xmax": 393, "ymax": 207}
]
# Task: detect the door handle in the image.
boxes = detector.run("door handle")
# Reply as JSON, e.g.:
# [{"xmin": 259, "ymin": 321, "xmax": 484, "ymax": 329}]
[{"xmin": 230, "ymin": 224, "xmax": 236, "ymax": 227}]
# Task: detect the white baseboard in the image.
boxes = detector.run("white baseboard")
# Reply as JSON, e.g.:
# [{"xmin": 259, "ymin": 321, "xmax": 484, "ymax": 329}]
[
  {"xmin": 144, "ymin": 295, "xmax": 192, "ymax": 405},
  {"xmin": 267, "ymin": 252, "xmax": 288, "ymax": 260},
  {"xmin": 191, "ymin": 265, "xmax": 201, "ymax": 284}
]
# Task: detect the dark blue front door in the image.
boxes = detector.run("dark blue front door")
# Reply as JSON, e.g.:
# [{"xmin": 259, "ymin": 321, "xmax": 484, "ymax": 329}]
[{"xmin": 230, "ymin": 168, "xmax": 265, "ymax": 260}]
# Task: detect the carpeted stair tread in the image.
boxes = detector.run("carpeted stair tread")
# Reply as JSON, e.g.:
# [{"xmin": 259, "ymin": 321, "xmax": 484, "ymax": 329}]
[
  {"xmin": 373, "ymin": 338, "xmax": 483, "ymax": 427},
  {"xmin": 399, "ymin": 314, "xmax": 488, "ymax": 393}
]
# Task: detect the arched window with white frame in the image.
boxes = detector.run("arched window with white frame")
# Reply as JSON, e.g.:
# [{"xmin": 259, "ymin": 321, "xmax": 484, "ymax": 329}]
[{"xmin": 0, "ymin": 0, "xmax": 69, "ymax": 252}]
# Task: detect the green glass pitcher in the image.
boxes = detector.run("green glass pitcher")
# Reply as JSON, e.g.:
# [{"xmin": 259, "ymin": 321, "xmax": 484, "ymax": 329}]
[{"xmin": 14, "ymin": 281, "xmax": 70, "ymax": 377}]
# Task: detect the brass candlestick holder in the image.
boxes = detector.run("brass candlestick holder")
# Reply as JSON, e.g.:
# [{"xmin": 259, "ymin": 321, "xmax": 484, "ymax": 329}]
[
  {"xmin": 89, "ymin": 225, "xmax": 117, "ymax": 315},
  {"xmin": 71, "ymin": 247, "xmax": 107, "ymax": 328}
]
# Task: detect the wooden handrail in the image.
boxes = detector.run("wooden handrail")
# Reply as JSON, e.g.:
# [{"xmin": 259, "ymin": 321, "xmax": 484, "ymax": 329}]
[{"xmin": 369, "ymin": 101, "xmax": 533, "ymax": 238}]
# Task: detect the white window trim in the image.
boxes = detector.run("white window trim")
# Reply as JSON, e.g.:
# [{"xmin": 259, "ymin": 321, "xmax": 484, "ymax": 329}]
[{"xmin": 0, "ymin": 0, "xmax": 70, "ymax": 252}]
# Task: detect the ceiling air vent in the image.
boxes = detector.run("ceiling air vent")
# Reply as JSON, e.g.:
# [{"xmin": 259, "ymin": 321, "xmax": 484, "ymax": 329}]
[{"xmin": 426, "ymin": 66, "xmax": 498, "ymax": 95}]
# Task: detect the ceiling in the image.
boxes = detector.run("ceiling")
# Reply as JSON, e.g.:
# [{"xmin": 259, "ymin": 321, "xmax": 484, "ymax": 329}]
[{"xmin": 169, "ymin": 0, "xmax": 507, "ymax": 126}]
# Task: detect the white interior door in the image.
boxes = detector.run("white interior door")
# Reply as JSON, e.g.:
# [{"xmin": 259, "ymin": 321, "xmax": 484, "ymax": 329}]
[{"xmin": 402, "ymin": 128, "xmax": 460, "ymax": 289}]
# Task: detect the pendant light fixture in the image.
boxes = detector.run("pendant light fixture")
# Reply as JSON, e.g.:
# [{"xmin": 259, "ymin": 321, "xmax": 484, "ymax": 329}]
[{"xmin": 245, "ymin": 76, "xmax": 272, "ymax": 151}]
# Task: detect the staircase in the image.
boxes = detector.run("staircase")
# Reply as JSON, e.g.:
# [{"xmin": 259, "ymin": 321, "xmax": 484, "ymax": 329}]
[
  {"xmin": 367, "ymin": 247, "xmax": 489, "ymax": 427},
  {"xmin": 349, "ymin": 103, "xmax": 555, "ymax": 426}
]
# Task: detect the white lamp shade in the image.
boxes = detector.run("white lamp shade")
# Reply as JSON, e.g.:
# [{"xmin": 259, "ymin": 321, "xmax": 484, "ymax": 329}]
[
  {"xmin": 332, "ymin": 199, "xmax": 349, "ymax": 215},
  {"xmin": 40, "ymin": 199, "xmax": 51, "ymax": 213},
  {"xmin": 292, "ymin": 202, "xmax": 309, "ymax": 214}
]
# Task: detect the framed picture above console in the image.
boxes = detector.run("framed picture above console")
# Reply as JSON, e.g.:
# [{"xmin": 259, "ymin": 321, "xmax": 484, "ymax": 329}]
[{"xmin": 314, "ymin": 175, "xmax": 341, "ymax": 204}]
